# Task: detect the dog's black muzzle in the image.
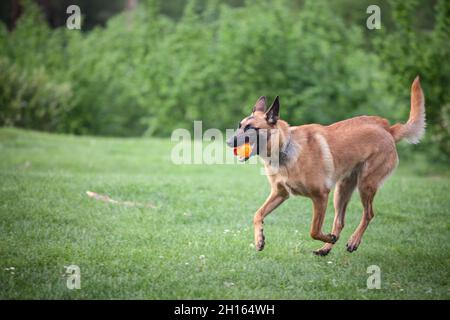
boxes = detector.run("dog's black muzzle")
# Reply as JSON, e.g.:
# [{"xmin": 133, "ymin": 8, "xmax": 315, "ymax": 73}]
[
  {"xmin": 227, "ymin": 127, "xmax": 259, "ymax": 147},
  {"xmin": 226, "ymin": 128, "xmax": 260, "ymax": 162},
  {"xmin": 226, "ymin": 135, "xmax": 248, "ymax": 148}
]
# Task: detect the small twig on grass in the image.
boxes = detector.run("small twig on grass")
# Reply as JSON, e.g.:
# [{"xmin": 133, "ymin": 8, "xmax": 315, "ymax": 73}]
[{"xmin": 86, "ymin": 191, "xmax": 156, "ymax": 208}]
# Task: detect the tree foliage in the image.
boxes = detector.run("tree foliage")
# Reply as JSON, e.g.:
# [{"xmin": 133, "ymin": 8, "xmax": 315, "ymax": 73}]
[{"xmin": 0, "ymin": 0, "xmax": 448, "ymax": 158}]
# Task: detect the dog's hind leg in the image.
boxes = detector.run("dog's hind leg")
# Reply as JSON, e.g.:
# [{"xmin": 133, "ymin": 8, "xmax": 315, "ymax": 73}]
[
  {"xmin": 254, "ymin": 189, "xmax": 289, "ymax": 251},
  {"xmin": 346, "ymin": 152, "xmax": 398, "ymax": 252},
  {"xmin": 314, "ymin": 171, "xmax": 357, "ymax": 256},
  {"xmin": 346, "ymin": 183, "xmax": 376, "ymax": 253}
]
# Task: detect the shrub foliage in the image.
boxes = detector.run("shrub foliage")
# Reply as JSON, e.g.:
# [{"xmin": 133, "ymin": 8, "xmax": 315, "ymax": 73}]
[{"xmin": 0, "ymin": 0, "xmax": 448, "ymax": 157}]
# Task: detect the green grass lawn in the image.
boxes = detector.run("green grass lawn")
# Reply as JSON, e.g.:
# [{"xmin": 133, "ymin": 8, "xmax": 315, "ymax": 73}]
[{"xmin": 0, "ymin": 127, "xmax": 449, "ymax": 299}]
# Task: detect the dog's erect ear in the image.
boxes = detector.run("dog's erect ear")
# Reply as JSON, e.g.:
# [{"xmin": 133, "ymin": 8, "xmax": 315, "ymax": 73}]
[
  {"xmin": 265, "ymin": 96, "xmax": 280, "ymax": 125},
  {"xmin": 252, "ymin": 96, "xmax": 266, "ymax": 113}
]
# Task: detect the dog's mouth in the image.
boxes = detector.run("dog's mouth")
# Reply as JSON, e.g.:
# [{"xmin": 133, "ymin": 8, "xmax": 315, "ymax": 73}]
[{"xmin": 233, "ymin": 141, "xmax": 257, "ymax": 162}]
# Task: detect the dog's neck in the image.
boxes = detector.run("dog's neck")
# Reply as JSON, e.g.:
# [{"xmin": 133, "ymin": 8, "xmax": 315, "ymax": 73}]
[
  {"xmin": 279, "ymin": 137, "xmax": 293, "ymax": 165},
  {"xmin": 264, "ymin": 120, "xmax": 298, "ymax": 168},
  {"xmin": 278, "ymin": 123, "xmax": 297, "ymax": 166}
]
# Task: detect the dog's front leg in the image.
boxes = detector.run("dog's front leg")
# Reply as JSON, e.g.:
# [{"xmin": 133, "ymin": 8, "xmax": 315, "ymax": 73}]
[
  {"xmin": 253, "ymin": 190, "xmax": 288, "ymax": 251},
  {"xmin": 310, "ymin": 193, "xmax": 337, "ymax": 244}
]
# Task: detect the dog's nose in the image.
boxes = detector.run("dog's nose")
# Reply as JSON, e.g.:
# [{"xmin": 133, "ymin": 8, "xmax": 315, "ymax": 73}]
[{"xmin": 226, "ymin": 136, "xmax": 236, "ymax": 148}]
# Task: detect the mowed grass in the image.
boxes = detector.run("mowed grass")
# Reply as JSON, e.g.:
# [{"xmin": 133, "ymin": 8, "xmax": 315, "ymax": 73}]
[{"xmin": 0, "ymin": 127, "xmax": 449, "ymax": 300}]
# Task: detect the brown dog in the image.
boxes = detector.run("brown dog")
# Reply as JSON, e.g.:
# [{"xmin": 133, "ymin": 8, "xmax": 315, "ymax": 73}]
[{"xmin": 227, "ymin": 77, "xmax": 425, "ymax": 255}]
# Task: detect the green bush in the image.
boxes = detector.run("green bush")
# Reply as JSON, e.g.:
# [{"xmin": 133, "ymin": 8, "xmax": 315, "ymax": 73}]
[
  {"xmin": 0, "ymin": 58, "xmax": 73, "ymax": 132},
  {"xmin": 116, "ymin": 0, "xmax": 399, "ymax": 135},
  {"xmin": 373, "ymin": 0, "xmax": 450, "ymax": 159},
  {"xmin": 0, "ymin": 0, "xmax": 448, "ymax": 160}
]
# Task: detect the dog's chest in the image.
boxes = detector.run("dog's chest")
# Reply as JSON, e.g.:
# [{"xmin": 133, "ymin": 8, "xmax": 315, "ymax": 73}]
[{"xmin": 271, "ymin": 168, "xmax": 309, "ymax": 196}]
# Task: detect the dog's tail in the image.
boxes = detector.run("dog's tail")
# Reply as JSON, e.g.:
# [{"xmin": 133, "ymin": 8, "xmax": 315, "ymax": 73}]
[{"xmin": 390, "ymin": 76, "xmax": 426, "ymax": 144}]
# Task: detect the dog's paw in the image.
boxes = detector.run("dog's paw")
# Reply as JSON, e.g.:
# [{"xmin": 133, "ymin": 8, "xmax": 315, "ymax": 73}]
[
  {"xmin": 255, "ymin": 234, "xmax": 265, "ymax": 251},
  {"xmin": 346, "ymin": 238, "xmax": 360, "ymax": 253},
  {"xmin": 256, "ymin": 240, "xmax": 265, "ymax": 251},
  {"xmin": 327, "ymin": 234, "xmax": 337, "ymax": 244},
  {"xmin": 313, "ymin": 248, "xmax": 331, "ymax": 256},
  {"xmin": 313, "ymin": 243, "xmax": 333, "ymax": 256}
]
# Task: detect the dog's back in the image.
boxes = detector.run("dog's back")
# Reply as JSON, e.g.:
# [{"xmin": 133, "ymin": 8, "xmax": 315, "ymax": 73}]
[
  {"xmin": 327, "ymin": 115, "xmax": 390, "ymax": 131},
  {"xmin": 288, "ymin": 76, "xmax": 425, "ymax": 183}
]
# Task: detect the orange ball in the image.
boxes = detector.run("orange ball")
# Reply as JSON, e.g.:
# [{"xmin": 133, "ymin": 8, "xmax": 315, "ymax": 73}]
[{"xmin": 234, "ymin": 143, "xmax": 253, "ymax": 158}]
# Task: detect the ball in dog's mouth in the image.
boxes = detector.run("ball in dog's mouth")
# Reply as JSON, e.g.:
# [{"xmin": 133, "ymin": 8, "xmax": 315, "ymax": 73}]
[{"xmin": 233, "ymin": 143, "xmax": 254, "ymax": 162}]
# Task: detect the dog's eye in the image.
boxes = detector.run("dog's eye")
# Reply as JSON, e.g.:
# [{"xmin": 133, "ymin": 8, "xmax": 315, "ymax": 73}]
[{"xmin": 244, "ymin": 125, "xmax": 257, "ymax": 132}]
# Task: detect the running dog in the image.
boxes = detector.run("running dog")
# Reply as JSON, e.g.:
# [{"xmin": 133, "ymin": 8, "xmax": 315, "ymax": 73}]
[{"xmin": 227, "ymin": 77, "xmax": 425, "ymax": 255}]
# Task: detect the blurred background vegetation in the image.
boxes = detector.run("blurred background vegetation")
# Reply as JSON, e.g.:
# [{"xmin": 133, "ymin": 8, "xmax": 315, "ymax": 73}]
[{"xmin": 0, "ymin": 0, "xmax": 449, "ymax": 161}]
